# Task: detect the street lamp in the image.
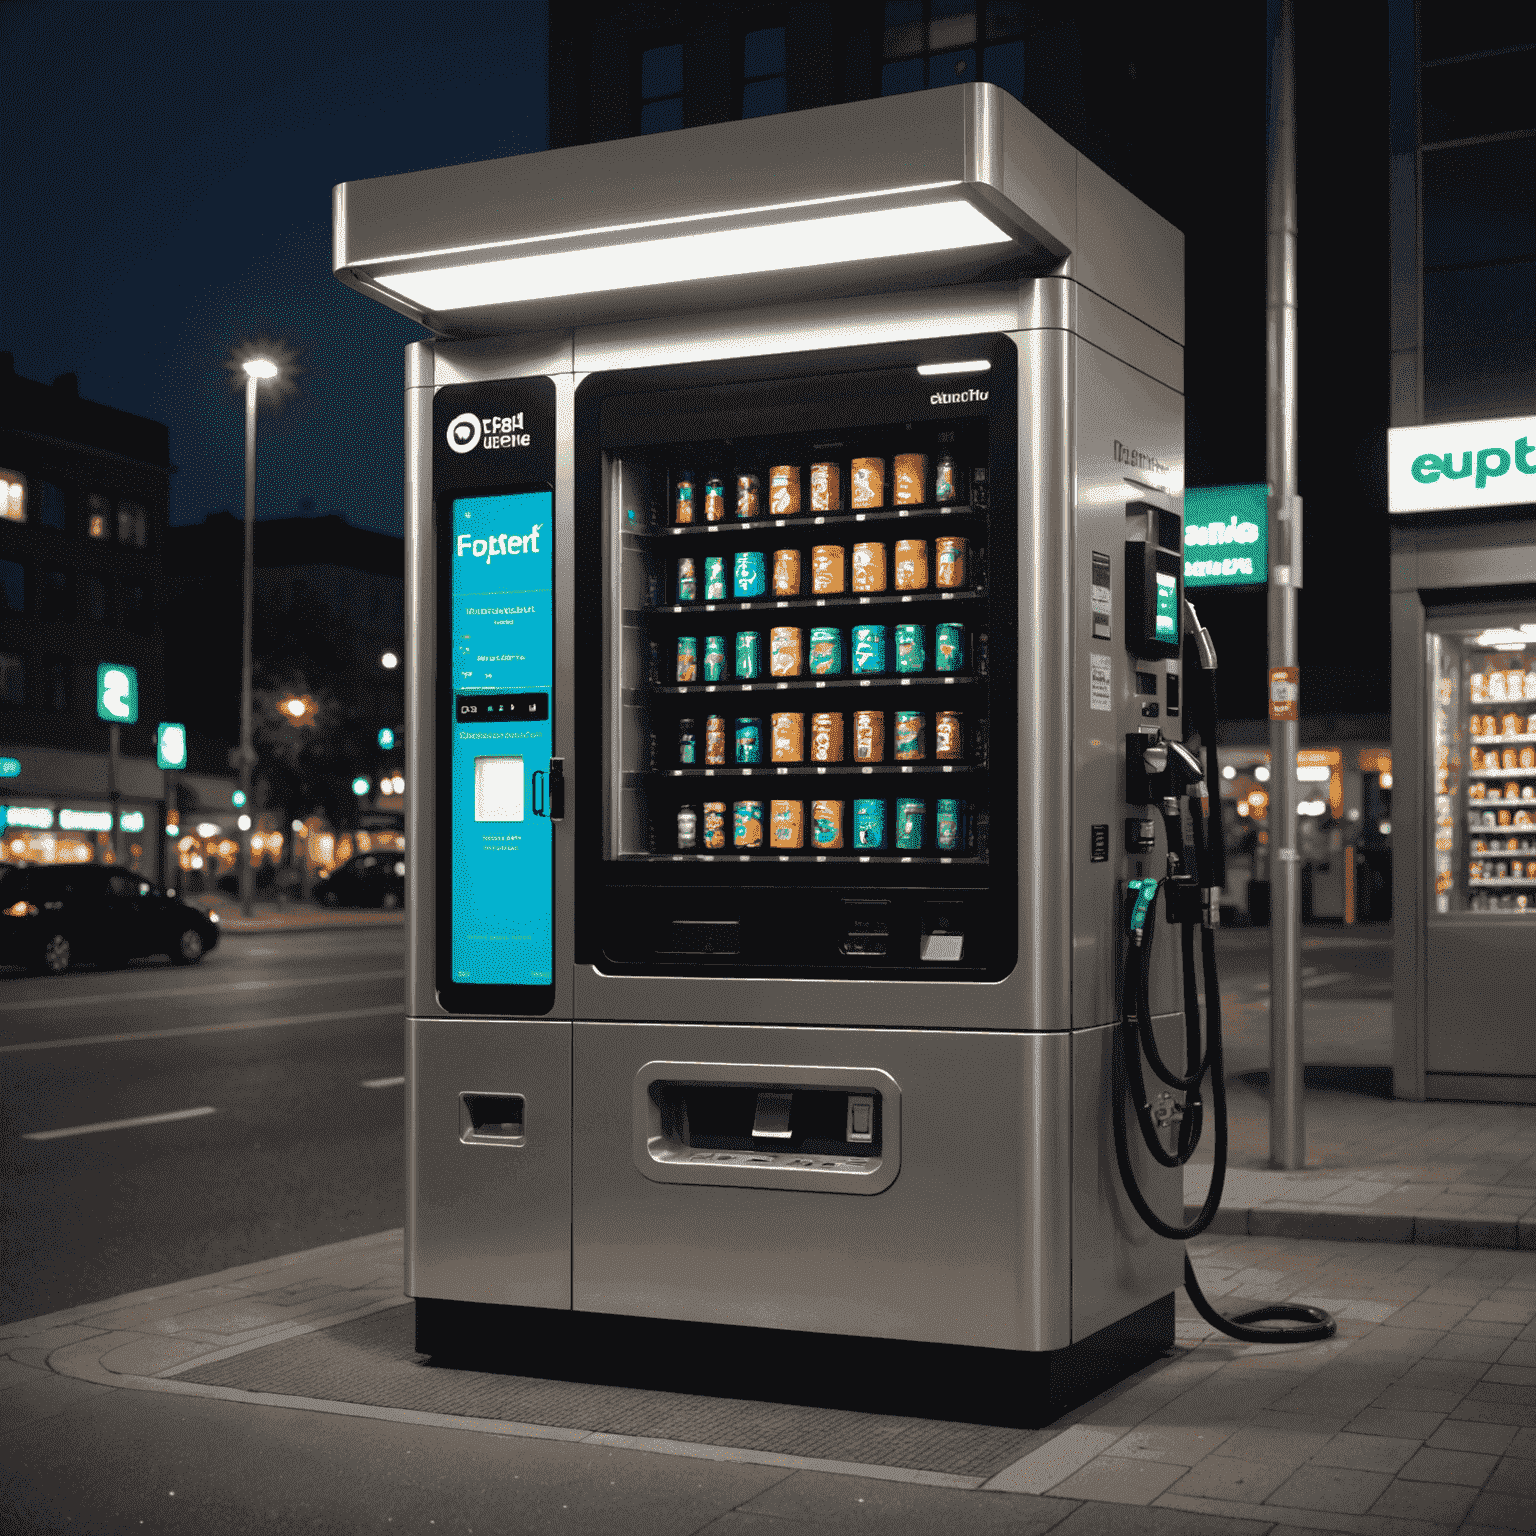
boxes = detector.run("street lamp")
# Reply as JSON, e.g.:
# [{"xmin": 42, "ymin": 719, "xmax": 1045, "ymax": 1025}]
[{"xmin": 380, "ymin": 651, "xmax": 399, "ymax": 670}]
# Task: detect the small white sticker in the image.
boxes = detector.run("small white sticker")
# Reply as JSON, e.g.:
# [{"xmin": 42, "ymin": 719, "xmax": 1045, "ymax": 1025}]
[{"xmin": 1089, "ymin": 652, "xmax": 1112, "ymax": 712}]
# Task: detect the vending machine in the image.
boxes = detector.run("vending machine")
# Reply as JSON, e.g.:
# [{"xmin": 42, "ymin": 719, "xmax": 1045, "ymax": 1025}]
[{"xmin": 336, "ymin": 83, "xmax": 1189, "ymax": 1418}]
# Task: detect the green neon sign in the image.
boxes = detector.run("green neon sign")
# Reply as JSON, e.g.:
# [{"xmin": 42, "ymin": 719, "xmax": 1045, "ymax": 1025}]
[
  {"xmin": 1183, "ymin": 484, "xmax": 1267, "ymax": 588},
  {"xmin": 96, "ymin": 662, "xmax": 139, "ymax": 723}
]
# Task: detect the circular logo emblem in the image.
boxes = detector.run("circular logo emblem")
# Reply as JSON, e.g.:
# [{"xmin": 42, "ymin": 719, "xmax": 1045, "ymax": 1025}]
[{"xmin": 446, "ymin": 412, "xmax": 481, "ymax": 454}]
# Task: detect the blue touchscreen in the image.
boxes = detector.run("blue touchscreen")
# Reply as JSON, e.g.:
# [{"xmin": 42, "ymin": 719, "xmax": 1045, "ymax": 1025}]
[{"xmin": 449, "ymin": 491, "xmax": 554, "ymax": 986}]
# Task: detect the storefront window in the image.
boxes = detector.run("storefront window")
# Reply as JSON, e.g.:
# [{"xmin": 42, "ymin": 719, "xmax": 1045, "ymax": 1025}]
[
  {"xmin": 85, "ymin": 491, "xmax": 111, "ymax": 539},
  {"xmin": 637, "ymin": 41, "xmax": 684, "ymax": 134},
  {"xmin": 117, "ymin": 500, "xmax": 149, "ymax": 547},
  {"xmin": 0, "ymin": 469, "xmax": 27, "ymax": 523}
]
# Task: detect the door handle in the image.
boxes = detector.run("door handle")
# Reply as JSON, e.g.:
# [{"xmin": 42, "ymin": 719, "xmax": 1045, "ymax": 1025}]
[
  {"xmin": 549, "ymin": 758, "xmax": 565, "ymax": 821},
  {"xmin": 532, "ymin": 770, "xmax": 546, "ymax": 817}
]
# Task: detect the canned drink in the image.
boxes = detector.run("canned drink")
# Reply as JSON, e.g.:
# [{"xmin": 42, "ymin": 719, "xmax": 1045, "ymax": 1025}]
[
  {"xmin": 851, "ymin": 541, "xmax": 887, "ymax": 592},
  {"xmin": 704, "ymin": 555, "xmax": 727, "ymax": 601},
  {"xmin": 935, "ymin": 710, "xmax": 963, "ymax": 761},
  {"xmin": 935, "ymin": 622, "xmax": 966, "ymax": 672},
  {"xmin": 894, "ymin": 454, "xmax": 927, "ymax": 506},
  {"xmin": 770, "ymin": 799, "xmax": 805, "ymax": 849},
  {"xmin": 894, "ymin": 710, "xmax": 926, "ymax": 761},
  {"xmin": 895, "ymin": 623, "xmax": 926, "ymax": 674},
  {"xmin": 678, "ymin": 718, "xmax": 698, "ymax": 765},
  {"xmin": 808, "ymin": 626, "xmax": 843, "ymax": 675},
  {"xmin": 896, "ymin": 798, "xmax": 925, "ymax": 851},
  {"xmin": 703, "ymin": 802, "xmax": 727, "ymax": 849},
  {"xmin": 1523, "ymin": 747, "xmax": 1535, "ymax": 769},
  {"xmin": 851, "ymin": 457, "xmax": 885, "ymax": 508},
  {"xmin": 769, "ymin": 465, "xmax": 801, "ymax": 517},
  {"xmin": 677, "ymin": 806, "xmax": 699, "ymax": 849},
  {"xmin": 676, "ymin": 636, "xmax": 698, "ymax": 684},
  {"xmin": 894, "ymin": 538, "xmax": 929, "ymax": 590},
  {"xmin": 936, "ymin": 798, "xmax": 963, "ymax": 852},
  {"xmin": 735, "ymin": 630, "xmax": 762, "ymax": 679},
  {"xmin": 852, "ymin": 624, "xmax": 888, "ymax": 675},
  {"xmin": 853, "ymin": 798, "xmax": 887, "ymax": 850},
  {"xmin": 677, "ymin": 556, "xmax": 697, "ymax": 603},
  {"xmin": 734, "ymin": 549, "xmax": 767, "ymax": 598},
  {"xmin": 811, "ymin": 799, "xmax": 844, "ymax": 849},
  {"xmin": 810, "ymin": 462, "xmax": 841, "ymax": 511},
  {"xmin": 810, "ymin": 712, "xmax": 845, "ymax": 763},
  {"xmin": 703, "ymin": 635, "xmax": 727, "ymax": 683},
  {"xmin": 1505, "ymin": 747, "xmax": 1520, "ymax": 770},
  {"xmin": 736, "ymin": 473, "xmax": 761, "ymax": 519},
  {"xmin": 734, "ymin": 718, "xmax": 763, "ymax": 764},
  {"xmin": 935, "ymin": 536, "xmax": 967, "ymax": 589},
  {"xmin": 704, "ymin": 477, "xmax": 725, "ymax": 522},
  {"xmin": 769, "ymin": 626, "xmax": 804, "ymax": 677},
  {"xmin": 935, "ymin": 453, "xmax": 957, "ymax": 503},
  {"xmin": 811, "ymin": 544, "xmax": 846, "ymax": 594},
  {"xmin": 771, "ymin": 712, "xmax": 804, "ymax": 762},
  {"xmin": 854, "ymin": 710, "xmax": 885, "ymax": 762},
  {"xmin": 773, "ymin": 548, "xmax": 802, "ymax": 596},
  {"xmin": 733, "ymin": 801, "xmax": 764, "ymax": 849},
  {"xmin": 675, "ymin": 475, "xmax": 695, "ymax": 524},
  {"xmin": 705, "ymin": 715, "xmax": 726, "ymax": 766}
]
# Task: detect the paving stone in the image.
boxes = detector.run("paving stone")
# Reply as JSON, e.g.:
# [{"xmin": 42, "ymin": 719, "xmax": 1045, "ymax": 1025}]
[
  {"xmin": 1426, "ymin": 1332, "xmax": 1509, "ymax": 1364},
  {"xmin": 1508, "ymin": 1426, "xmax": 1536, "ymax": 1458},
  {"xmin": 1426, "ymin": 1420, "xmax": 1517, "ymax": 1454},
  {"xmin": 1265, "ymin": 1463, "xmax": 1394, "ymax": 1515},
  {"xmin": 1369, "ymin": 1477, "xmax": 1479, "ymax": 1525},
  {"xmin": 1104, "ymin": 1424, "xmax": 1231, "ymax": 1466},
  {"xmin": 1466, "ymin": 1490, "xmax": 1536, "ymax": 1532},
  {"xmin": 1046, "ymin": 1455, "xmax": 1186, "ymax": 1507},
  {"xmin": 1382, "ymin": 1301, "xmax": 1474, "ymax": 1331},
  {"xmin": 1396, "ymin": 1444, "xmax": 1497, "ymax": 1487},
  {"xmin": 1371, "ymin": 1387, "xmax": 1467, "ymax": 1415},
  {"xmin": 1450, "ymin": 1399, "xmax": 1536, "ymax": 1429},
  {"xmin": 1216, "ymin": 1425, "xmax": 1332, "ymax": 1469},
  {"xmin": 1344, "ymin": 1407, "xmax": 1445, "ymax": 1441},
  {"xmin": 1469, "ymin": 1302, "xmax": 1536, "ymax": 1325},
  {"xmin": 1485, "ymin": 1364, "xmax": 1536, "ymax": 1387},
  {"xmin": 1485, "ymin": 1454, "xmax": 1536, "ymax": 1497},
  {"xmin": 1162, "ymin": 1456, "xmax": 1290, "ymax": 1504},
  {"xmin": 1501, "ymin": 1339, "xmax": 1536, "ymax": 1368},
  {"xmin": 1310, "ymin": 1432, "xmax": 1420, "ymax": 1473}
]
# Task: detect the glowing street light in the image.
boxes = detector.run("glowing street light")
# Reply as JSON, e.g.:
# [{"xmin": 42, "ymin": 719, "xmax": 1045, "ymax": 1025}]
[{"xmin": 380, "ymin": 651, "xmax": 399, "ymax": 670}]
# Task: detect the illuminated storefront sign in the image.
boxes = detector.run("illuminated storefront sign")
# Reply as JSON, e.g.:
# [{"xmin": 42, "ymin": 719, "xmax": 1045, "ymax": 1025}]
[
  {"xmin": 1182, "ymin": 484, "xmax": 1267, "ymax": 587},
  {"xmin": 1, "ymin": 806, "xmax": 54, "ymax": 830},
  {"xmin": 1389, "ymin": 414, "xmax": 1536, "ymax": 514}
]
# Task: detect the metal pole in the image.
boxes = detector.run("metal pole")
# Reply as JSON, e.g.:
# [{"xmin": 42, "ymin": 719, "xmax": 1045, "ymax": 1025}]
[
  {"xmin": 1267, "ymin": 0, "xmax": 1305, "ymax": 1169},
  {"xmin": 239, "ymin": 374, "xmax": 258, "ymax": 918},
  {"xmin": 107, "ymin": 723, "xmax": 122, "ymax": 866}
]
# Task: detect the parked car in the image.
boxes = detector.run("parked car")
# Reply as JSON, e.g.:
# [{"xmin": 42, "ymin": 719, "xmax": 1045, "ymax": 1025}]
[
  {"xmin": 0, "ymin": 864, "xmax": 220, "ymax": 975},
  {"xmin": 315, "ymin": 852, "xmax": 405, "ymax": 909}
]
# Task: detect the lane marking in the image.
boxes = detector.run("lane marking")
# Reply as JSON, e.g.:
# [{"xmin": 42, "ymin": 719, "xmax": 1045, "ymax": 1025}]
[
  {"xmin": 361, "ymin": 1076, "xmax": 406, "ymax": 1089},
  {"xmin": 0, "ymin": 1004, "xmax": 401, "ymax": 1055},
  {"xmin": 23, "ymin": 1106, "xmax": 216, "ymax": 1141},
  {"xmin": 0, "ymin": 970, "xmax": 404, "ymax": 1014}
]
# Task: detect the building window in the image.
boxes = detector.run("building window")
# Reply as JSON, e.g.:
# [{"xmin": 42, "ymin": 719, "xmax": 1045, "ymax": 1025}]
[
  {"xmin": 0, "ymin": 653, "xmax": 24, "ymax": 706},
  {"xmin": 0, "ymin": 469, "xmax": 25, "ymax": 523},
  {"xmin": 881, "ymin": 1, "xmax": 1025, "ymax": 104},
  {"xmin": 638, "ymin": 41, "xmax": 684, "ymax": 134},
  {"xmin": 0, "ymin": 559, "xmax": 24, "ymax": 615},
  {"xmin": 36, "ymin": 481, "xmax": 67, "ymax": 530},
  {"xmin": 117, "ymin": 501, "xmax": 149, "ymax": 547},
  {"xmin": 39, "ymin": 567, "xmax": 70, "ymax": 622},
  {"xmin": 85, "ymin": 492, "xmax": 111, "ymax": 540},
  {"xmin": 741, "ymin": 26, "xmax": 787, "ymax": 119},
  {"xmin": 85, "ymin": 575, "xmax": 110, "ymax": 624},
  {"xmin": 43, "ymin": 658, "xmax": 70, "ymax": 713}
]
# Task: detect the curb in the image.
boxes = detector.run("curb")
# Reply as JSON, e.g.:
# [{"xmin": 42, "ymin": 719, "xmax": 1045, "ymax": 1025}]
[{"xmin": 1185, "ymin": 1202, "xmax": 1536, "ymax": 1250}]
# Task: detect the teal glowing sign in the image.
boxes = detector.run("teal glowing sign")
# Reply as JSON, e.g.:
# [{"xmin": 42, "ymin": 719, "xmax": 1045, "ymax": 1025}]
[{"xmin": 1183, "ymin": 484, "xmax": 1267, "ymax": 588}]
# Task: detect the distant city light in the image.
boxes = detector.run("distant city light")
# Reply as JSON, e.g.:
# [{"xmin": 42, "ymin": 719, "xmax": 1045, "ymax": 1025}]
[
  {"xmin": 292, "ymin": 819, "xmax": 306, "ymax": 833},
  {"xmin": 352, "ymin": 776, "xmax": 371, "ymax": 796},
  {"xmin": 196, "ymin": 822, "xmax": 220, "ymax": 837},
  {"xmin": 1254, "ymin": 765, "xmax": 1271, "ymax": 783},
  {"xmin": 380, "ymin": 651, "xmax": 399, "ymax": 670},
  {"xmin": 237, "ymin": 814, "xmax": 252, "ymax": 831},
  {"xmin": 231, "ymin": 789, "xmax": 247, "ymax": 808}
]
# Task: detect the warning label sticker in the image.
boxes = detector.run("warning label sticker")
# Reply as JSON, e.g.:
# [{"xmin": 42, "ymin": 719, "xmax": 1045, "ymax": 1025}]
[{"xmin": 1090, "ymin": 652, "xmax": 1112, "ymax": 712}]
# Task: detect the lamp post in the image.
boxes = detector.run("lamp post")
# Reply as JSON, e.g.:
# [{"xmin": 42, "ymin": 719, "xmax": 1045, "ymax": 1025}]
[{"xmin": 237, "ymin": 356, "xmax": 278, "ymax": 918}]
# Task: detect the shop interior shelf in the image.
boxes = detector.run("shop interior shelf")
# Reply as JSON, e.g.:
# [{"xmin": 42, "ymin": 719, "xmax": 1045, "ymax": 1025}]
[
  {"xmin": 1471, "ymin": 733, "xmax": 1536, "ymax": 746},
  {"xmin": 661, "ymin": 850, "xmax": 977, "ymax": 865},
  {"xmin": 635, "ymin": 503, "xmax": 979, "ymax": 538},
  {"xmin": 1468, "ymin": 767, "xmax": 1536, "ymax": 778},
  {"xmin": 651, "ymin": 673, "xmax": 980, "ymax": 697},
  {"xmin": 649, "ymin": 587, "xmax": 986, "ymax": 619},
  {"xmin": 1466, "ymin": 815, "xmax": 1536, "ymax": 827},
  {"xmin": 1469, "ymin": 877, "xmax": 1536, "ymax": 887}
]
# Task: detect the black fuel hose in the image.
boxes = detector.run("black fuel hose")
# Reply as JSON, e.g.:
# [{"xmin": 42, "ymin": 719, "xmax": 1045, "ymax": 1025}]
[{"xmin": 1112, "ymin": 618, "xmax": 1336, "ymax": 1345}]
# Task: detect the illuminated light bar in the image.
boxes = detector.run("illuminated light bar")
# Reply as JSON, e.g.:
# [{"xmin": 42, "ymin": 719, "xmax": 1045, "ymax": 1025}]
[
  {"xmin": 916, "ymin": 360, "xmax": 992, "ymax": 376},
  {"xmin": 374, "ymin": 200, "xmax": 1012, "ymax": 314}
]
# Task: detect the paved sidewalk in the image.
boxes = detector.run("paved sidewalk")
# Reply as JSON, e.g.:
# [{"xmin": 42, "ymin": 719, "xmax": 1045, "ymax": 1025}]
[
  {"xmin": 186, "ymin": 897, "xmax": 405, "ymax": 935},
  {"xmin": 8, "ymin": 1229, "xmax": 1536, "ymax": 1533}
]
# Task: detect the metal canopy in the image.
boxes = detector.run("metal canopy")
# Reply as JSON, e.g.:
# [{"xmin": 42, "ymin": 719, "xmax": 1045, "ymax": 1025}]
[{"xmin": 333, "ymin": 84, "xmax": 1125, "ymax": 339}]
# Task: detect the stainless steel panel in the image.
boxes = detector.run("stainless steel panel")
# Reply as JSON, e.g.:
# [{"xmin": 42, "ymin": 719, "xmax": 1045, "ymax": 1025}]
[
  {"xmin": 1427, "ymin": 1072, "xmax": 1536, "ymax": 1105},
  {"xmin": 573, "ymin": 1022, "xmax": 1073, "ymax": 1350},
  {"xmin": 434, "ymin": 334, "xmax": 576, "ymax": 386},
  {"xmin": 1408, "ymin": 522, "xmax": 1536, "ymax": 590},
  {"xmin": 407, "ymin": 1016, "xmax": 572, "ymax": 1308},
  {"xmin": 1073, "ymin": 155, "xmax": 1185, "ymax": 347},
  {"xmin": 1072, "ymin": 1018, "xmax": 1183, "ymax": 1342},
  {"xmin": 1069, "ymin": 338, "xmax": 1185, "ymax": 1031},
  {"xmin": 1017, "ymin": 278, "xmax": 1182, "ymax": 394},
  {"xmin": 1427, "ymin": 921, "xmax": 1536, "ymax": 1077},
  {"xmin": 1390, "ymin": 588, "xmax": 1426, "ymax": 1098}
]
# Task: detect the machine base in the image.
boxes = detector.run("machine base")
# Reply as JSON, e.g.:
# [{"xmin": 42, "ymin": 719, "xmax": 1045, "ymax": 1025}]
[{"xmin": 414, "ymin": 1293, "xmax": 1175, "ymax": 1430}]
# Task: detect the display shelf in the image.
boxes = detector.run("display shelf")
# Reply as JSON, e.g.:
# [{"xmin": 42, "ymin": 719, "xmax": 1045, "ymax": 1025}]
[
  {"xmin": 1469, "ymin": 767, "xmax": 1536, "ymax": 779},
  {"xmin": 658, "ymin": 850, "xmax": 977, "ymax": 865},
  {"xmin": 650, "ymin": 673, "xmax": 979, "ymax": 697},
  {"xmin": 1472, "ymin": 733, "xmax": 1536, "ymax": 746},
  {"xmin": 648, "ymin": 586, "xmax": 986, "ymax": 619},
  {"xmin": 634, "ymin": 503, "xmax": 980, "ymax": 538},
  {"xmin": 657, "ymin": 762, "xmax": 976, "ymax": 779},
  {"xmin": 1469, "ymin": 877, "xmax": 1536, "ymax": 888},
  {"xmin": 1466, "ymin": 815, "xmax": 1536, "ymax": 828}
]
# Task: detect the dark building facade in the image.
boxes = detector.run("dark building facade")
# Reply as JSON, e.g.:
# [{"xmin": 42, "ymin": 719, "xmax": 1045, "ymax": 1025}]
[{"xmin": 0, "ymin": 354, "xmax": 168, "ymax": 757}]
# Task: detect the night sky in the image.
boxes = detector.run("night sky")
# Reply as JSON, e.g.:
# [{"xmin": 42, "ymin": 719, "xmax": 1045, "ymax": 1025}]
[
  {"xmin": 6, "ymin": 1, "xmax": 1390, "ymax": 720},
  {"xmin": 5, "ymin": 0, "xmax": 548, "ymax": 535}
]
